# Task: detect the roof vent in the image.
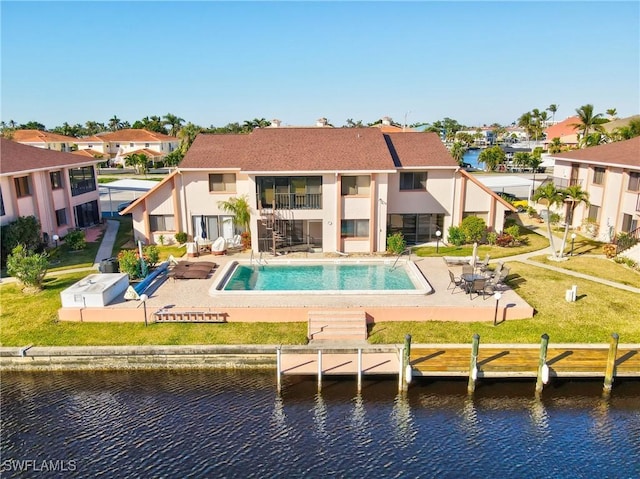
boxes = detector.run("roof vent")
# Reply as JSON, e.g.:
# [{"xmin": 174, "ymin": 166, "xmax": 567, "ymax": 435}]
[
  {"xmin": 316, "ymin": 117, "xmax": 328, "ymax": 127},
  {"xmin": 381, "ymin": 116, "xmax": 392, "ymax": 126},
  {"xmin": 270, "ymin": 119, "xmax": 281, "ymax": 128}
]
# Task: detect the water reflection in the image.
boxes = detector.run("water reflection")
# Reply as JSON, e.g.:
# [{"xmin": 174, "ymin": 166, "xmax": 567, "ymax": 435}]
[
  {"xmin": 391, "ymin": 393, "xmax": 415, "ymax": 447},
  {"xmin": 528, "ymin": 398, "xmax": 550, "ymax": 433}
]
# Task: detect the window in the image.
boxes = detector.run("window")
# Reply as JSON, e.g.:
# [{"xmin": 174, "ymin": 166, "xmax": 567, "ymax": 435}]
[
  {"xmin": 0, "ymin": 188, "xmax": 5, "ymax": 216},
  {"xmin": 588, "ymin": 204, "xmax": 600, "ymax": 221},
  {"xmin": 341, "ymin": 175, "xmax": 370, "ymax": 195},
  {"xmin": 400, "ymin": 172, "xmax": 427, "ymax": 191},
  {"xmin": 129, "ymin": 143, "xmax": 134, "ymax": 147},
  {"xmin": 149, "ymin": 215, "xmax": 175, "ymax": 231},
  {"xmin": 145, "ymin": 143, "xmax": 149, "ymax": 148},
  {"xmin": 14, "ymin": 176, "xmax": 30, "ymax": 197},
  {"xmin": 341, "ymin": 219, "xmax": 369, "ymax": 238},
  {"xmin": 69, "ymin": 166, "xmax": 96, "ymax": 196},
  {"xmin": 50, "ymin": 171, "xmax": 64, "ymax": 189},
  {"xmin": 55, "ymin": 208, "xmax": 67, "ymax": 226},
  {"xmin": 208, "ymin": 173, "xmax": 236, "ymax": 192},
  {"xmin": 593, "ymin": 167, "xmax": 605, "ymax": 185},
  {"xmin": 628, "ymin": 172, "xmax": 640, "ymax": 192}
]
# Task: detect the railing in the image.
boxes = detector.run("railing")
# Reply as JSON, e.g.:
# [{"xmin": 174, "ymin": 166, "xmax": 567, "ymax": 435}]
[
  {"xmin": 264, "ymin": 193, "xmax": 322, "ymax": 210},
  {"xmin": 391, "ymin": 247, "xmax": 412, "ymax": 271},
  {"xmin": 552, "ymin": 177, "xmax": 582, "ymax": 189},
  {"xmin": 615, "ymin": 227, "xmax": 640, "ymax": 255}
]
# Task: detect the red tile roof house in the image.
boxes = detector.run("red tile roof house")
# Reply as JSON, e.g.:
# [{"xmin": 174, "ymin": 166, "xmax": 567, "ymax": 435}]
[
  {"xmin": 122, "ymin": 128, "xmax": 514, "ymax": 254},
  {"xmin": 0, "ymin": 138, "xmax": 103, "ymax": 243},
  {"xmin": 12, "ymin": 129, "xmax": 78, "ymax": 152},
  {"xmin": 74, "ymin": 129, "xmax": 179, "ymax": 166},
  {"xmin": 543, "ymin": 116, "xmax": 580, "ymax": 149},
  {"xmin": 549, "ymin": 137, "xmax": 640, "ymax": 245}
]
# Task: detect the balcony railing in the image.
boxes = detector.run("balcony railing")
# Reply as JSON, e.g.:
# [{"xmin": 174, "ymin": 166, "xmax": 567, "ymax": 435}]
[
  {"xmin": 70, "ymin": 180, "xmax": 97, "ymax": 197},
  {"xmin": 263, "ymin": 193, "xmax": 322, "ymax": 210},
  {"xmin": 552, "ymin": 177, "xmax": 582, "ymax": 189}
]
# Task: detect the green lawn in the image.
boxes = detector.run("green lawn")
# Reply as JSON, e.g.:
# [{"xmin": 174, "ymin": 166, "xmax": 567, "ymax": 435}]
[{"xmin": 528, "ymin": 255, "xmax": 640, "ymax": 287}]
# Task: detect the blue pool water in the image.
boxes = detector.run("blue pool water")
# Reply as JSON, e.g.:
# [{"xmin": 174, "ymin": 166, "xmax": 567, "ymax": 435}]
[{"xmin": 223, "ymin": 263, "xmax": 417, "ymax": 291}]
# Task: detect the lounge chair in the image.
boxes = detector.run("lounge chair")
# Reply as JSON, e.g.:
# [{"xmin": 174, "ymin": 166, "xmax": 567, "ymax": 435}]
[
  {"xmin": 447, "ymin": 270, "xmax": 464, "ymax": 294},
  {"xmin": 226, "ymin": 234, "xmax": 243, "ymax": 250},
  {"xmin": 212, "ymin": 237, "xmax": 227, "ymax": 256}
]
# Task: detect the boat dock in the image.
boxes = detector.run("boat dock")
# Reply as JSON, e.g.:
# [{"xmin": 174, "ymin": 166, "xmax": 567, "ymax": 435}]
[{"xmin": 276, "ymin": 334, "xmax": 640, "ymax": 396}]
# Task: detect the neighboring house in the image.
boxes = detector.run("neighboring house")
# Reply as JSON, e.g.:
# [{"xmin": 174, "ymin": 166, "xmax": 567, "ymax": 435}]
[
  {"xmin": 11, "ymin": 129, "xmax": 77, "ymax": 152},
  {"xmin": 75, "ymin": 129, "xmax": 179, "ymax": 165},
  {"xmin": 122, "ymin": 128, "xmax": 514, "ymax": 253},
  {"xmin": 550, "ymin": 137, "xmax": 640, "ymax": 241},
  {"xmin": 543, "ymin": 116, "xmax": 580, "ymax": 149},
  {"xmin": 0, "ymin": 138, "xmax": 103, "ymax": 242}
]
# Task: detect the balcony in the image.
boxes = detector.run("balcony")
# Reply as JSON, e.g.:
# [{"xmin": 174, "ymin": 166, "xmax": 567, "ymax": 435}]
[{"xmin": 263, "ymin": 193, "xmax": 322, "ymax": 210}]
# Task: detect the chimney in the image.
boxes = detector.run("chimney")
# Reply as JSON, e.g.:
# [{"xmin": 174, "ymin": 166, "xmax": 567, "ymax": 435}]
[
  {"xmin": 381, "ymin": 116, "xmax": 392, "ymax": 126},
  {"xmin": 270, "ymin": 119, "xmax": 281, "ymax": 128},
  {"xmin": 316, "ymin": 117, "xmax": 328, "ymax": 127}
]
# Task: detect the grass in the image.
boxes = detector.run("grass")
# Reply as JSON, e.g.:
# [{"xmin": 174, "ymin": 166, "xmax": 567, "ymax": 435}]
[
  {"xmin": 0, "ymin": 272, "xmax": 307, "ymax": 346},
  {"xmin": 369, "ymin": 261, "xmax": 640, "ymax": 344},
  {"xmin": 529, "ymin": 255, "xmax": 640, "ymax": 287},
  {"xmin": 412, "ymin": 223, "xmax": 549, "ymax": 260}
]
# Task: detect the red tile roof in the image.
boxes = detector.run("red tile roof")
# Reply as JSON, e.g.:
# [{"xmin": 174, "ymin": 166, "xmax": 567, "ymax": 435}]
[
  {"xmin": 72, "ymin": 149, "xmax": 105, "ymax": 157},
  {"xmin": 544, "ymin": 116, "xmax": 580, "ymax": 140},
  {"xmin": 92, "ymin": 129, "xmax": 177, "ymax": 142},
  {"xmin": 551, "ymin": 137, "xmax": 640, "ymax": 169},
  {"xmin": 12, "ymin": 129, "xmax": 77, "ymax": 143},
  {"xmin": 1, "ymin": 138, "xmax": 102, "ymax": 175},
  {"xmin": 123, "ymin": 148, "xmax": 163, "ymax": 157},
  {"xmin": 180, "ymin": 129, "xmax": 456, "ymax": 172}
]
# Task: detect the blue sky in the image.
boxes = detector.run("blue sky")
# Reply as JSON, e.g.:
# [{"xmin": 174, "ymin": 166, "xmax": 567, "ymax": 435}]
[{"xmin": 1, "ymin": 1, "xmax": 638, "ymax": 129}]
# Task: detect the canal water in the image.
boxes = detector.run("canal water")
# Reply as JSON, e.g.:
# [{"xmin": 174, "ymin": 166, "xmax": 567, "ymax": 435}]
[
  {"xmin": 2, "ymin": 370, "xmax": 639, "ymax": 478},
  {"xmin": 462, "ymin": 148, "xmax": 482, "ymax": 169}
]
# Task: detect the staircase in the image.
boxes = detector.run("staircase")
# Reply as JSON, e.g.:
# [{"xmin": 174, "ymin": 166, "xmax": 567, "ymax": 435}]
[
  {"xmin": 619, "ymin": 242, "xmax": 640, "ymax": 264},
  {"xmin": 259, "ymin": 201, "xmax": 291, "ymax": 254},
  {"xmin": 308, "ymin": 310, "xmax": 368, "ymax": 342}
]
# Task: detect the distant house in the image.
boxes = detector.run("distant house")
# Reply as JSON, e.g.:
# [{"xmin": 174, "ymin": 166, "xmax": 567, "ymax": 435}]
[
  {"xmin": 75, "ymin": 129, "xmax": 179, "ymax": 166},
  {"xmin": 550, "ymin": 137, "xmax": 640, "ymax": 241},
  {"xmin": 11, "ymin": 129, "xmax": 77, "ymax": 152},
  {"xmin": 0, "ymin": 138, "xmax": 103, "ymax": 242},
  {"xmin": 543, "ymin": 116, "xmax": 581, "ymax": 149},
  {"xmin": 122, "ymin": 128, "xmax": 514, "ymax": 252}
]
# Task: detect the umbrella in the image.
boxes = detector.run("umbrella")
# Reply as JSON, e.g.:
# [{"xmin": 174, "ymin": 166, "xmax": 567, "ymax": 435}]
[
  {"xmin": 200, "ymin": 216, "xmax": 207, "ymax": 240},
  {"xmin": 471, "ymin": 242, "xmax": 478, "ymax": 268}
]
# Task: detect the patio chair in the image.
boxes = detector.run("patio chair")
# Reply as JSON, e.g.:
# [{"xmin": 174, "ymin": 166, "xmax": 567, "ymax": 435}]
[
  {"xmin": 477, "ymin": 254, "xmax": 490, "ymax": 273},
  {"xmin": 462, "ymin": 264, "xmax": 474, "ymax": 276},
  {"xmin": 447, "ymin": 270, "xmax": 464, "ymax": 294},
  {"xmin": 226, "ymin": 234, "xmax": 243, "ymax": 250},
  {"xmin": 469, "ymin": 278, "xmax": 488, "ymax": 300},
  {"xmin": 490, "ymin": 262, "xmax": 504, "ymax": 278},
  {"xmin": 497, "ymin": 266, "xmax": 511, "ymax": 284}
]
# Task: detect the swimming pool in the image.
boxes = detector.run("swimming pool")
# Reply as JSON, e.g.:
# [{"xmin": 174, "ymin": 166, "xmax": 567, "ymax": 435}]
[{"xmin": 211, "ymin": 260, "xmax": 432, "ymax": 295}]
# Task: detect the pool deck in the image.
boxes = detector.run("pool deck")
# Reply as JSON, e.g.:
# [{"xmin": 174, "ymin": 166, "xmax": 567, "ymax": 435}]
[{"xmin": 58, "ymin": 251, "xmax": 535, "ymax": 324}]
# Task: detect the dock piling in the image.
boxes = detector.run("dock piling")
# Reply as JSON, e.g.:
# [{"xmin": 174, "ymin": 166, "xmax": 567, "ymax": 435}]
[
  {"xmin": 357, "ymin": 348, "xmax": 362, "ymax": 393},
  {"xmin": 317, "ymin": 350, "xmax": 322, "ymax": 392},
  {"xmin": 535, "ymin": 334, "xmax": 550, "ymax": 396},
  {"xmin": 603, "ymin": 332, "xmax": 620, "ymax": 397},
  {"xmin": 276, "ymin": 346, "xmax": 282, "ymax": 393},
  {"xmin": 398, "ymin": 346, "xmax": 404, "ymax": 392},
  {"xmin": 403, "ymin": 334, "xmax": 412, "ymax": 390},
  {"xmin": 467, "ymin": 334, "xmax": 480, "ymax": 395}
]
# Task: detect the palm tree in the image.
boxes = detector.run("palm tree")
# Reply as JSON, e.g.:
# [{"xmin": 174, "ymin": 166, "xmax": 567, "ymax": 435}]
[
  {"xmin": 108, "ymin": 115, "xmax": 122, "ymax": 132},
  {"xmin": 477, "ymin": 146, "xmax": 505, "ymax": 171},
  {"xmin": 571, "ymin": 104, "xmax": 608, "ymax": 148},
  {"xmin": 163, "ymin": 113, "xmax": 184, "ymax": 136},
  {"xmin": 449, "ymin": 142, "xmax": 467, "ymax": 165},
  {"xmin": 548, "ymin": 137, "xmax": 563, "ymax": 154},
  {"xmin": 606, "ymin": 108, "xmax": 618, "ymax": 120},
  {"xmin": 217, "ymin": 195, "xmax": 251, "ymax": 236},
  {"xmin": 177, "ymin": 122, "xmax": 202, "ymax": 154},
  {"xmin": 124, "ymin": 153, "xmax": 149, "ymax": 175},
  {"xmin": 612, "ymin": 118, "xmax": 640, "ymax": 140},
  {"xmin": 532, "ymin": 182, "xmax": 564, "ymax": 259},
  {"xmin": 547, "ymin": 104, "xmax": 558, "ymax": 123},
  {"xmin": 558, "ymin": 185, "xmax": 589, "ymax": 258}
]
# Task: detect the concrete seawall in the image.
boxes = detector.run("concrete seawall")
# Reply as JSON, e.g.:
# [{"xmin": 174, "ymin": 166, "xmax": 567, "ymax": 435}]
[{"xmin": 0, "ymin": 345, "xmax": 279, "ymax": 371}]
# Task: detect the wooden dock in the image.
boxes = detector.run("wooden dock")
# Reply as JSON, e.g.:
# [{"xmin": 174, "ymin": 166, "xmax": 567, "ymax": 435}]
[{"xmin": 276, "ymin": 335, "xmax": 640, "ymax": 395}]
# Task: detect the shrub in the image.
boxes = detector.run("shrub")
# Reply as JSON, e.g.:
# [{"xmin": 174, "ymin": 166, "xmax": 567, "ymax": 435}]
[
  {"xmin": 447, "ymin": 226, "xmax": 465, "ymax": 246},
  {"xmin": 614, "ymin": 256, "xmax": 639, "ymax": 270},
  {"xmin": 158, "ymin": 235, "xmax": 165, "ymax": 246},
  {"xmin": 486, "ymin": 232, "xmax": 498, "ymax": 246},
  {"xmin": 386, "ymin": 232, "xmax": 407, "ymax": 254},
  {"xmin": 460, "ymin": 216, "xmax": 486, "ymax": 243},
  {"xmin": 496, "ymin": 233, "xmax": 514, "ymax": 247},
  {"xmin": 603, "ymin": 243, "xmax": 617, "ymax": 259},
  {"xmin": 6, "ymin": 245, "xmax": 48, "ymax": 292},
  {"xmin": 240, "ymin": 231, "xmax": 251, "ymax": 250},
  {"xmin": 527, "ymin": 206, "xmax": 537, "ymax": 218},
  {"xmin": 64, "ymin": 229, "xmax": 86, "ymax": 250},
  {"xmin": 1, "ymin": 216, "xmax": 43, "ymax": 263},
  {"xmin": 175, "ymin": 231, "xmax": 188, "ymax": 244},
  {"xmin": 117, "ymin": 249, "xmax": 142, "ymax": 279},
  {"xmin": 504, "ymin": 224, "xmax": 520, "ymax": 241},
  {"xmin": 144, "ymin": 245, "xmax": 159, "ymax": 267}
]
